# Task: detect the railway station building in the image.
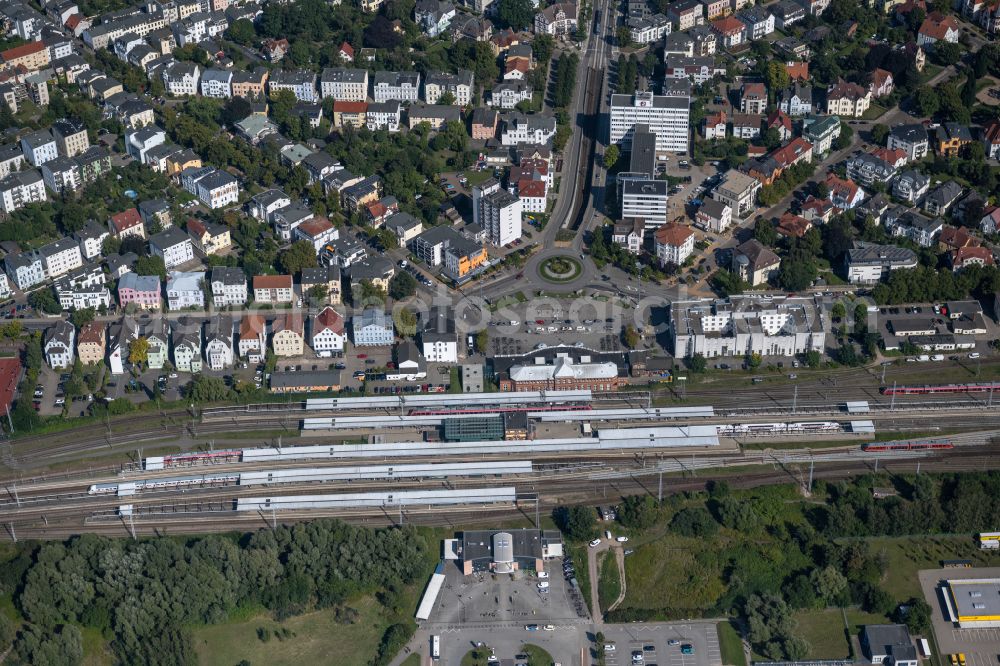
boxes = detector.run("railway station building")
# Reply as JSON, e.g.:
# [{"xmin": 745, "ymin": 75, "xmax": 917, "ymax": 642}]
[
  {"xmin": 942, "ymin": 578, "xmax": 1000, "ymax": 627},
  {"xmin": 450, "ymin": 529, "xmax": 563, "ymax": 575}
]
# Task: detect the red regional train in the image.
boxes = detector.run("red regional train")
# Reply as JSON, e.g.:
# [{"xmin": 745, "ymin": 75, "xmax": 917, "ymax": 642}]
[
  {"xmin": 862, "ymin": 440, "xmax": 954, "ymax": 452},
  {"xmin": 880, "ymin": 382, "xmax": 1000, "ymax": 395}
]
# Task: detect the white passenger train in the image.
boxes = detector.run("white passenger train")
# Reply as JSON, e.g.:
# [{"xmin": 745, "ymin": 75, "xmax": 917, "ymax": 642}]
[{"xmin": 716, "ymin": 421, "xmax": 842, "ymax": 436}]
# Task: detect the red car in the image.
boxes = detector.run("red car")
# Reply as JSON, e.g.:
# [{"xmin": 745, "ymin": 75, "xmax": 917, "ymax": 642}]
[
  {"xmin": 535, "ymin": 319, "xmax": 544, "ymax": 325},
  {"xmin": 386, "ymin": 362, "xmax": 396, "ymax": 369},
  {"xmin": 357, "ymin": 354, "xmax": 367, "ymax": 359}
]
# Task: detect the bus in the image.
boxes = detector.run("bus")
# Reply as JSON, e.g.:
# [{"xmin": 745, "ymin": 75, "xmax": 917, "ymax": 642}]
[{"xmin": 431, "ymin": 635, "xmax": 440, "ymax": 661}]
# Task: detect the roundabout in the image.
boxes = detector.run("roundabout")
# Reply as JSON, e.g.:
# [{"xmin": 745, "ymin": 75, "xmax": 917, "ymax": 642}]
[{"xmin": 538, "ymin": 255, "xmax": 583, "ymax": 283}]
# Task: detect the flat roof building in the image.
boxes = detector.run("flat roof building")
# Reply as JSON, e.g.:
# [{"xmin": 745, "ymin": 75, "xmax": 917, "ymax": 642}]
[
  {"xmin": 944, "ymin": 578, "xmax": 1000, "ymax": 627},
  {"xmin": 457, "ymin": 529, "xmax": 563, "ymax": 575}
]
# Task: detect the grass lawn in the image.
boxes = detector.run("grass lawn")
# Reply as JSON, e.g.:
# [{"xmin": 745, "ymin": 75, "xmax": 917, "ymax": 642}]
[
  {"xmin": 522, "ymin": 643, "xmax": 555, "ymax": 665},
  {"xmin": 862, "ymin": 103, "xmax": 888, "ymax": 120},
  {"xmin": 718, "ymin": 620, "xmax": 747, "ymax": 666},
  {"xmin": 462, "ymin": 169, "xmax": 495, "ymax": 186},
  {"xmin": 400, "ymin": 654, "xmax": 422, "ymax": 666},
  {"xmin": 792, "ymin": 608, "xmax": 851, "ymax": 659},
  {"xmin": 855, "ymin": 535, "xmax": 1000, "ymax": 600},
  {"xmin": 598, "ymin": 550, "xmax": 622, "ymax": 614},
  {"xmin": 462, "ymin": 648, "xmax": 491, "ymax": 666},
  {"xmin": 80, "ymin": 626, "xmax": 114, "ymax": 666},
  {"xmin": 193, "ymin": 597, "xmax": 388, "ymax": 666}
]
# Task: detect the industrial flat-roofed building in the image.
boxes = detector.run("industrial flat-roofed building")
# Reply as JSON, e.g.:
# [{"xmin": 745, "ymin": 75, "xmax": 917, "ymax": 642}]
[
  {"xmin": 670, "ymin": 294, "xmax": 826, "ymax": 358},
  {"xmin": 455, "ymin": 529, "xmax": 563, "ymax": 574},
  {"xmin": 943, "ymin": 578, "xmax": 1000, "ymax": 627}
]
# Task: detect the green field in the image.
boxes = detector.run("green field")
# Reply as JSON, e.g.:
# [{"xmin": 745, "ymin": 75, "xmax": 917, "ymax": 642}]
[
  {"xmin": 717, "ymin": 620, "xmax": 747, "ymax": 666},
  {"xmin": 567, "ymin": 544, "xmax": 593, "ymax": 615},
  {"xmin": 193, "ymin": 597, "xmax": 390, "ymax": 666},
  {"xmin": 521, "ymin": 643, "xmax": 555, "ymax": 665},
  {"xmin": 598, "ymin": 550, "xmax": 622, "ymax": 613},
  {"xmin": 400, "ymin": 653, "xmax": 422, "ymax": 666},
  {"xmin": 792, "ymin": 609, "xmax": 851, "ymax": 660}
]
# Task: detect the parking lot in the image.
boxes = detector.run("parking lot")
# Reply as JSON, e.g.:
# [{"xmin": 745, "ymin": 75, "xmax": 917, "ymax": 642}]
[
  {"xmin": 430, "ymin": 555, "xmax": 588, "ymax": 665},
  {"xmin": 600, "ymin": 622, "xmax": 722, "ymax": 666},
  {"xmin": 920, "ymin": 567, "xmax": 1000, "ymax": 666}
]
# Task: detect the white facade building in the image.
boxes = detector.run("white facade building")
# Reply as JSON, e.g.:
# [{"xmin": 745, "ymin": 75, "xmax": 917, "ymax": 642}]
[{"xmin": 610, "ymin": 91, "xmax": 690, "ymax": 157}]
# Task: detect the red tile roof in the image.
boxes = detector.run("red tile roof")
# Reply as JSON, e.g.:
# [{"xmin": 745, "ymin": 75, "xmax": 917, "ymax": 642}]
[
  {"xmin": 711, "ymin": 15, "xmax": 745, "ymax": 34},
  {"xmin": 654, "ymin": 222, "xmax": 694, "ymax": 247},
  {"xmin": 785, "ymin": 61, "xmax": 809, "ymax": 82},
  {"xmin": 1, "ymin": 40, "xmax": 46, "ymax": 62},
  {"xmin": 939, "ymin": 225, "xmax": 979, "ymax": 250},
  {"xmin": 314, "ymin": 306, "xmax": 344, "ymax": 335},
  {"xmin": 919, "ymin": 12, "xmax": 959, "ymax": 40},
  {"xmin": 187, "ymin": 217, "xmax": 207, "ymax": 238},
  {"xmin": 109, "ymin": 208, "xmax": 142, "ymax": 233},
  {"xmin": 297, "ymin": 217, "xmax": 334, "ymax": 237},
  {"xmin": 952, "ymin": 246, "xmax": 994, "ymax": 268},
  {"xmin": 240, "ymin": 313, "xmax": 265, "ymax": 338},
  {"xmin": 253, "ymin": 274, "xmax": 293, "ymax": 290},
  {"xmin": 983, "ymin": 119, "xmax": 1000, "ymax": 145},
  {"xmin": 777, "ymin": 213, "xmax": 812, "ymax": 238},
  {"xmin": 517, "ymin": 179, "xmax": 547, "ymax": 198},
  {"xmin": 339, "ymin": 42, "xmax": 354, "ymax": 58},
  {"xmin": 333, "ymin": 100, "xmax": 368, "ymax": 114}
]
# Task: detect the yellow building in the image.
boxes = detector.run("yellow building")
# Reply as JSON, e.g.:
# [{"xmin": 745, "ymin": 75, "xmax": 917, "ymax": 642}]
[
  {"xmin": 76, "ymin": 322, "xmax": 106, "ymax": 365},
  {"xmin": 272, "ymin": 313, "xmax": 304, "ymax": 357}
]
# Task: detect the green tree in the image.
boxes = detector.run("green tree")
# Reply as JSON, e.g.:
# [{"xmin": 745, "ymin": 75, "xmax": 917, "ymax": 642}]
[
  {"xmin": 870, "ymin": 124, "xmax": 889, "ymax": 145},
  {"xmin": 617, "ymin": 495, "xmax": 659, "ymax": 529},
  {"xmin": 746, "ymin": 352, "xmax": 762, "ymax": 369},
  {"xmin": 14, "ymin": 624, "xmax": 83, "ymax": 666},
  {"xmin": 474, "ymin": 329, "xmax": 488, "ymax": 354},
  {"xmin": 623, "ymin": 325, "xmax": 640, "ymax": 349},
  {"xmin": 897, "ymin": 598, "xmax": 932, "ymax": 634},
  {"xmin": 914, "ymin": 86, "xmax": 940, "ymax": 117},
  {"xmin": 831, "ymin": 302, "xmax": 846, "ymax": 321},
  {"xmin": 497, "ymin": 0, "xmax": 534, "ymax": 29},
  {"xmin": 28, "ymin": 290, "xmax": 60, "ymax": 315},
  {"xmin": 932, "ymin": 41, "xmax": 961, "ymax": 67},
  {"xmin": 833, "ymin": 122, "xmax": 853, "ymax": 151},
  {"xmin": 754, "ymin": 218, "xmax": 777, "ymax": 246},
  {"xmin": 393, "ymin": 308, "xmax": 417, "ymax": 338},
  {"xmin": 553, "ymin": 505, "xmax": 597, "ymax": 540},
  {"xmin": 765, "ymin": 61, "xmax": 790, "ymax": 95},
  {"xmin": 1, "ymin": 319, "xmax": 23, "ymax": 339},
  {"xmin": 227, "ymin": 18, "xmax": 256, "ymax": 45},
  {"xmin": 187, "ymin": 374, "xmax": 232, "ymax": 402},
  {"xmin": 603, "ymin": 145, "xmax": 620, "ymax": 169},
  {"xmin": 670, "ymin": 508, "xmax": 718, "ymax": 537},
  {"xmin": 388, "ymin": 271, "xmax": 417, "ymax": 300},
  {"xmin": 128, "ymin": 337, "xmax": 149, "ymax": 366},
  {"xmin": 278, "ymin": 240, "xmax": 317, "ymax": 275},
  {"xmin": 135, "ymin": 255, "xmax": 167, "ymax": 281},
  {"xmin": 70, "ymin": 308, "xmax": 95, "ymax": 328},
  {"xmin": 687, "ymin": 353, "xmax": 707, "ymax": 373},
  {"xmin": 810, "ymin": 566, "xmax": 848, "ymax": 605},
  {"xmin": 805, "ymin": 350, "xmax": 821, "ymax": 368}
]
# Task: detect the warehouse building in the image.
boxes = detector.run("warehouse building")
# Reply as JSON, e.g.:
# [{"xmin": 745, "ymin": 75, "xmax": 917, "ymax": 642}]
[
  {"xmin": 452, "ymin": 529, "xmax": 563, "ymax": 574},
  {"xmin": 943, "ymin": 578, "xmax": 1000, "ymax": 628}
]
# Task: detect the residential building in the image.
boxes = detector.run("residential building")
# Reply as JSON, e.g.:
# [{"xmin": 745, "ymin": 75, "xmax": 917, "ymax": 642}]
[
  {"xmin": 0, "ymin": 169, "xmax": 46, "ymax": 214},
  {"xmin": 41, "ymin": 156, "xmax": 81, "ymax": 194},
  {"xmin": 248, "ymin": 189, "xmax": 291, "ymax": 223},
  {"xmin": 935, "ymin": 123, "xmax": 973, "ymax": 157},
  {"xmin": 885, "ymin": 207, "xmax": 942, "ymax": 247},
  {"xmin": 142, "ymin": 316, "xmax": 170, "ymax": 370},
  {"xmin": 846, "ymin": 152, "xmax": 897, "ymax": 187},
  {"xmin": 712, "ymin": 169, "xmax": 760, "ymax": 218},
  {"xmin": 162, "ymin": 61, "xmax": 199, "ymax": 96},
  {"xmin": 489, "ymin": 81, "xmax": 533, "ymax": 109},
  {"xmin": 609, "ymin": 91, "xmax": 690, "ymax": 156},
  {"xmin": 385, "ymin": 212, "xmax": 424, "ymax": 245},
  {"xmin": 983, "ymin": 119, "xmax": 1000, "ymax": 159},
  {"xmin": 372, "ymin": 71, "xmax": 421, "ymax": 103},
  {"xmin": 210, "ymin": 266, "xmax": 247, "ymax": 306},
  {"xmin": 917, "ymin": 11, "xmax": 960, "ymax": 46},
  {"xmin": 38, "ymin": 237, "xmax": 83, "ymax": 279},
  {"xmin": 771, "ymin": 0, "xmax": 805, "ymax": 28},
  {"xmin": 20, "ymin": 129, "xmax": 57, "ymax": 167},
  {"xmin": 825, "ymin": 173, "xmax": 865, "ymax": 210},
  {"xmin": 423, "ymin": 70, "xmax": 473, "ymax": 105},
  {"xmin": 415, "ymin": 0, "xmax": 456, "ymax": 36},
  {"xmin": 408, "ymin": 104, "xmax": 462, "ymax": 130},
  {"xmin": 187, "ymin": 218, "xmax": 231, "ymax": 256},
  {"xmin": 332, "ymin": 100, "xmax": 367, "ymax": 129},
  {"xmin": 869, "ymin": 68, "xmax": 894, "ymax": 98},
  {"xmin": 268, "ymin": 69, "xmax": 317, "ymax": 103},
  {"xmin": 365, "ymin": 102, "xmax": 401, "ymax": 132},
  {"xmin": 348, "ymin": 256, "xmax": 394, "ymax": 292},
  {"xmin": 170, "ymin": 318, "xmax": 202, "ymax": 373},
  {"xmin": 826, "ymin": 78, "xmax": 871, "ymax": 118},
  {"xmin": 165, "ymin": 270, "xmax": 205, "ymax": 309},
  {"xmin": 204, "ymin": 314, "xmax": 234, "ymax": 370},
  {"xmin": 887, "ymin": 123, "xmax": 929, "ymax": 161},
  {"xmin": 695, "ymin": 198, "xmax": 732, "ymax": 233},
  {"xmin": 669, "ymin": 295, "xmax": 826, "ymax": 358},
  {"xmin": 703, "ymin": 110, "xmax": 727, "ymax": 139},
  {"xmin": 892, "ymin": 170, "xmax": 930, "ymax": 203},
  {"xmin": 238, "ymin": 313, "xmax": 266, "ymax": 362},
  {"xmin": 732, "ymin": 113, "xmax": 763, "ymax": 140},
  {"xmin": 300, "ymin": 266, "xmax": 343, "ymax": 306},
  {"xmin": 846, "ymin": 243, "xmax": 918, "ymax": 284},
  {"xmin": 51, "ymin": 118, "xmax": 89, "ymax": 157},
  {"xmin": 108, "ymin": 207, "xmax": 146, "ymax": 240},
  {"xmin": 628, "ymin": 13, "xmax": 672, "ymax": 43},
  {"xmin": 270, "ymin": 313, "xmax": 304, "ymax": 357},
  {"xmin": 654, "ymin": 222, "xmax": 695, "ymax": 267},
  {"xmin": 667, "ymin": 0, "xmax": 704, "ymax": 29},
  {"xmin": 732, "ymin": 239, "xmax": 780, "ymax": 286},
  {"xmin": 613, "ymin": 218, "xmax": 645, "ymax": 254},
  {"xmin": 778, "ymin": 83, "xmax": 813, "ymax": 116},
  {"xmin": 181, "ymin": 167, "xmax": 239, "ymax": 209},
  {"xmin": 150, "ymin": 226, "xmax": 194, "ymax": 268},
  {"xmin": 535, "ymin": 1, "xmax": 578, "ymax": 34},
  {"xmin": 77, "ymin": 321, "xmax": 106, "ymax": 365},
  {"xmin": 311, "ymin": 306, "xmax": 345, "ymax": 356},
  {"xmin": 473, "ymin": 179, "xmax": 522, "ymax": 246},
  {"xmin": 500, "ymin": 113, "xmax": 557, "ymax": 145},
  {"xmin": 125, "ymin": 126, "xmax": 166, "ymax": 163},
  {"xmin": 740, "ymin": 81, "xmax": 767, "ymax": 115},
  {"xmin": 923, "ymin": 180, "xmax": 963, "ymax": 217},
  {"xmin": 421, "ymin": 307, "xmax": 457, "ymax": 363},
  {"xmin": 118, "ymin": 272, "xmax": 161, "ymax": 310},
  {"xmin": 801, "ymin": 115, "xmax": 840, "ymax": 154},
  {"xmin": 319, "ymin": 68, "xmax": 368, "ymax": 101},
  {"xmin": 736, "ymin": 5, "xmax": 774, "ymax": 38},
  {"xmin": 44, "ymin": 320, "xmax": 75, "ymax": 368},
  {"xmin": 352, "ymin": 307, "xmax": 394, "ymax": 346},
  {"xmin": 5, "ymin": 252, "xmax": 45, "ymax": 290},
  {"xmin": 74, "ymin": 221, "xmax": 109, "ymax": 261},
  {"xmin": 711, "ymin": 15, "xmax": 745, "ymax": 47},
  {"xmin": 253, "ymin": 274, "xmax": 293, "ymax": 303},
  {"xmin": 199, "ymin": 68, "xmax": 232, "ymax": 98}
]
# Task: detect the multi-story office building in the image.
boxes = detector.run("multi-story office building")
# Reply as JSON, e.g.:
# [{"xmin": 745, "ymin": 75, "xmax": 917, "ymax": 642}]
[
  {"xmin": 621, "ymin": 180, "xmax": 668, "ymax": 227},
  {"xmin": 609, "ymin": 91, "xmax": 690, "ymax": 156}
]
